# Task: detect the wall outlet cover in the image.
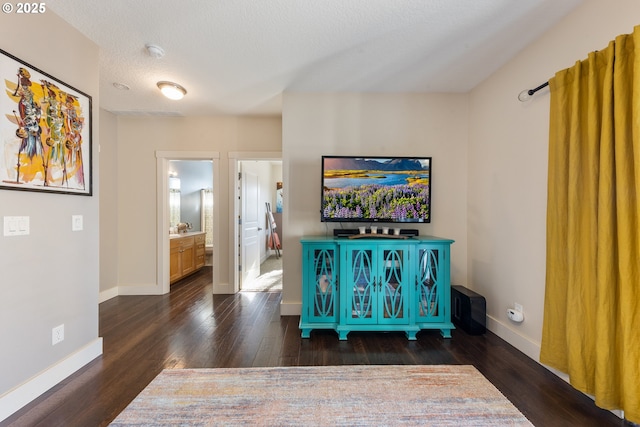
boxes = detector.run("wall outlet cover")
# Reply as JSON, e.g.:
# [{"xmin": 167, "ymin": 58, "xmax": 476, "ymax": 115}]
[
  {"xmin": 52, "ymin": 324, "xmax": 64, "ymax": 345},
  {"xmin": 72, "ymin": 215, "xmax": 83, "ymax": 231}
]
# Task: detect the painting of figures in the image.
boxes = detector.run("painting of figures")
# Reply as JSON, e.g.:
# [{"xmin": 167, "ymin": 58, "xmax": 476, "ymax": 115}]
[{"xmin": 0, "ymin": 49, "xmax": 92, "ymax": 196}]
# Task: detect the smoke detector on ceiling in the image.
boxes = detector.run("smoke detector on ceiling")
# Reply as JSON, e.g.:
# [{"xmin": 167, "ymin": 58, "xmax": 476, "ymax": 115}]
[
  {"xmin": 145, "ymin": 44, "xmax": 165, "ymax": 59},
  {"xmin": 112, "ymin": 82, "xmax": 130, "ymax": 90}
]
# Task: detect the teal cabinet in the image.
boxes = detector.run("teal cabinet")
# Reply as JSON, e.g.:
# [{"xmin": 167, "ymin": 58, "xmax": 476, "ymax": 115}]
[
  {"xmin": 299, "ymin": 239, "xmax": 338, "ymax": 338},
  {"xmin": 300, "ymin": 236, "xmax": 454, "ymax": 340},
  {"xmin": 338, "ymin": 243, "xmax": 414, "ymax": 338},
  {"xmin": 414, "ymin": 243, "xmax": 453, "ymax": 338}
]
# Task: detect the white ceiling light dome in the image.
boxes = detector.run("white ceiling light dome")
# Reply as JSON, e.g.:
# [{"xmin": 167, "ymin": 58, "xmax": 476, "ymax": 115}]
[{"xmin": 157, "ymin": 81, "xmax": 187, "ymax": 100}]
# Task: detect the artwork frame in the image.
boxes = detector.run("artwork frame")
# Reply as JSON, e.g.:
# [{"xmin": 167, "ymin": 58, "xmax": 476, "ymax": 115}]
[
  {"xmin": 276, "ymin": 181, "xmax": 283, "ymax": 213},
  {"xmin": 0, "ymin": 48, "xmax": 92, "ymax": 196}
]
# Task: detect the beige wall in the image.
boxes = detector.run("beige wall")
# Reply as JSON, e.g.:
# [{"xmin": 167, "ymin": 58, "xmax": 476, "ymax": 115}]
[
  {"xmin": 112, "ymin": 116, "xmax": 281, "ymax": 292},
  {"xmin": 0, "ymin": 12, "xmax": 101, "ymax": 416},
  {"xmin": 281, "ymin": 1, "xmax": 640, "ymax": 362},
  {"xmin": 281, "ymin": 93, "xmax": 469, "ymax": 311},
  {"xmin": 467, "ymin": 0, "xmax": 640, "ymax": 360},
  {"xmin": 100, "ymin": 109, "xmax": 118, "ymax": 296}
]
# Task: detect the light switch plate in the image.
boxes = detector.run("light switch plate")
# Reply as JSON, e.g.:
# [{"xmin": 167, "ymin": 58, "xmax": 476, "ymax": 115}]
[
  {"xmin": 72, "ymin": 215, "xmax": 83, "ymax": 231},
  {"xmin": 4, "ymin": 216, "xmax": 29, "ymax": 236}
]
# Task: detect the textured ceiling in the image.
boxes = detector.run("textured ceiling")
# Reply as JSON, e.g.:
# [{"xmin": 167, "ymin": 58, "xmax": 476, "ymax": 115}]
[{"xmin": 48, "ymin": 0, "xmax": 582, "ymax": 116}]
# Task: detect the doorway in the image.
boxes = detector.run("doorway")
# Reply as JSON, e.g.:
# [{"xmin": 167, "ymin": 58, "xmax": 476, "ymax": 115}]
[
  {"xmin": 229, "ymin": 153, "xmax": 282, "ymax": 292},
  {"xmin": 156, "ymin": 151, "xmax": 220, "ymax": 295},
  {"xmin": 168, "ymin": 160, "xmax": 215, "ymax": 269}
]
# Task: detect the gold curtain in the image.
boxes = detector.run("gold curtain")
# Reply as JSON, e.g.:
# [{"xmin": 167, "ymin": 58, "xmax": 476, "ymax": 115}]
[{"xmin": 541, "ymin": 26, "xmax": 640, "ymax": 422}]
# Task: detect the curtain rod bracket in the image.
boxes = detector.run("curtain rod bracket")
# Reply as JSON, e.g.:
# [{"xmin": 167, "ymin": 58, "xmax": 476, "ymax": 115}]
[{"xmin": 518, "ymin": 81, "xmax": 549, "ymax": 102}]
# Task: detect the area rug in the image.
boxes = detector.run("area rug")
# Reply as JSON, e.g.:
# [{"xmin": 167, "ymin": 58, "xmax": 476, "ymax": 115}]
[{"xmin": 110, "ymin": 365, "xmax": 532, "ymax": 426}]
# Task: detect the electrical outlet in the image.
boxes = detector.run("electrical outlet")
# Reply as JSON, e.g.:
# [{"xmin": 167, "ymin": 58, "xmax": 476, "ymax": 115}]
[
  {"xmin": 514, "ymin": 303, "xmax": 523, "ymax": 313},
  {"xmin": 72, "ymin": 215, "xmax": 83, "ymax": 231},
  {"xmin": 52, "ymin": 324, "xmax": 64, "ymax": 345}
]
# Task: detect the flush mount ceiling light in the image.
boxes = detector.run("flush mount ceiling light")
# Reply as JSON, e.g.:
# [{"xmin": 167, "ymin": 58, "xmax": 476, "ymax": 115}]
[{"xmin": 157, "ymin": 81, "xmax": 187, "ymax": 100}]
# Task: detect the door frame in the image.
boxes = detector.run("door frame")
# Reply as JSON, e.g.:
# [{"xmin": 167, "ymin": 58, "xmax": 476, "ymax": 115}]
[
  {"xmin": 156, "ymin": 151, "xmax": 220, "ymax": 294},
  {"xmin": 229, "ymin": 151, "xmax": 282, "ymax": 293}
]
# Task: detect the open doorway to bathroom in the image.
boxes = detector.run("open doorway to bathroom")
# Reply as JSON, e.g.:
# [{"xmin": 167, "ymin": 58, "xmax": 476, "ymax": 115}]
[
  {"xmin": 229, "ymin": 153, "xmax": 282, "ymax": 293},
  {"xmin": 156, "ymin": 151, "xmax": 220, "ymax": 295},
  {"xmin": 168, "ymin": 160, "xmax": 214, "ymax": 268}
]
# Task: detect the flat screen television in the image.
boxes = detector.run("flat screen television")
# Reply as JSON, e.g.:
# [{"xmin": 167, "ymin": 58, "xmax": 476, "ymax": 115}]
[{"xmin": 321, "ymin": 155, "xmax": 431, "ymax": 223}]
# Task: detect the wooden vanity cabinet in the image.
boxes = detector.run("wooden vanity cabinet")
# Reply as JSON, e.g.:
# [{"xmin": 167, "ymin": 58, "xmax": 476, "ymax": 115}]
[
  {"xmin": 194, "ymin": 233, "xmax": 206, "ymax": 269},
  {"xmin": 170, "ymin": 232, "xmax": 205, "ymax": 284}
]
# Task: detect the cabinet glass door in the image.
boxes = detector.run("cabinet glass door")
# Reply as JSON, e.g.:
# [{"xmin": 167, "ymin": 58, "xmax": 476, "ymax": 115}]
[
  {"xmin": 346, "ymin": 247, "xmax": 375, "ymax": 323},
  {"xmin": 416, "ymin": 246, "xmax": 443, "ymax": 321},
  {"xmin": 379, "ymin": 246, "xmax": 409, "ymax": 324},
  {"xmin": 309, "ymin": 247, "xmax": 337, "ymax": 322}
]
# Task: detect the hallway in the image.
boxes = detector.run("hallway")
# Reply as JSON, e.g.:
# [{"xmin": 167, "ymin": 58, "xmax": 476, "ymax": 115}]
[{"xmin": 241, "ymin": 255, "xmax": 282, "ymax": 292}]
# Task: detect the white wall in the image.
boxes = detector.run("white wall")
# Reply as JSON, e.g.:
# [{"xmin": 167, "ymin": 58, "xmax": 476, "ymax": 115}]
[
  {"xmin": 0, "ymin": 12, "xmax": 101, "ymax": 419},
  {"xmin": 281, "ymin": 93, "xmax": 469, "ymax": 313},
  {"xmin": 467, "ymin": 0, "xmax": 640, "ymax": 360}
]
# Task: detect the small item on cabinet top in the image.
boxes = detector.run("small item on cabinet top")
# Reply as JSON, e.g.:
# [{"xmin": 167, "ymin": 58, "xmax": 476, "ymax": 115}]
[{"xmin": 177, "ymin": 223, "xmax": 188, "ymax": 233}]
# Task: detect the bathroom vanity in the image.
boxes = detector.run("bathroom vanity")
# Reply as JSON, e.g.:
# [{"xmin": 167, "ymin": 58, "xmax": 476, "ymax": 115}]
[{"xmin": 170, "ymin": 231, "xmax": 206, "ymax": 284}]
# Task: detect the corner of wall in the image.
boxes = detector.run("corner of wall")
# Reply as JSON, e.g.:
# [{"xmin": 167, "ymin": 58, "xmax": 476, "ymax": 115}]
[{"xmin": 99, "ymin": 287, "xmax": 119, "ymax": 303}]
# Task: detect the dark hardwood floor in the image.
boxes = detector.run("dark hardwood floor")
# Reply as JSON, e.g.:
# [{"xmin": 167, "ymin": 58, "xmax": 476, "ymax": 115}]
[{"xmin": 3, "ymin": 267, "xmax": 623, "ymax": 426}]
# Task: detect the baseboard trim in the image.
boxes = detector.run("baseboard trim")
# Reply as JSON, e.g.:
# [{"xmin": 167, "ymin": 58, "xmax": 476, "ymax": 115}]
[
  {"xmin": 99, "ymin": 287, "xmax": 118, "ymax": 303},
  {"xmin": 118, "ymin": 284, "xmax": 165, "ymax": 295},
  {"xmin": 486, "ymin": 316, "xmax": 627, "ymax": 421},
  {"xmin": 280, "ymin": 301, "xmax": 301, "ymax": 316},
  {"xmin": 486, "ymin": 315, "xmax": 541, "ymax": 362},
  {"xmin": 0, "ymin": 338, "xmax": 103, "ymax": 422},
  {"xmin": 212, "ymin": 282, "xmax": 234, "ymax": 294},
  {"xmin": 102, "ymin": 281, "xmax": 234, "ymax": 298}
]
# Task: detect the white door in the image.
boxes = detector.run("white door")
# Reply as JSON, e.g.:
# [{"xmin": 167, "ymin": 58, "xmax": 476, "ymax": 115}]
[{"xmin": 241, "ymin": 170, "xmax": 260, "ymax": 288}]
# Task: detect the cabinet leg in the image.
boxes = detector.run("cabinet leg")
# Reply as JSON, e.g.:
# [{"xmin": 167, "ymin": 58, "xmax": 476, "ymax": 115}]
[
  {"xmin": 338, "ymin": 330, "xmax": 349, "ymax": 340},
  {"xmin": 301, "ymin": 329, "xmax": 311, "ymax": 339},
  {"xmin": 406, "ymin": 331, "xmax": 417, "ymax": 341},
  {"xmin": 440, "ymin": 328, "xmax": 452, "ymax": 338}
]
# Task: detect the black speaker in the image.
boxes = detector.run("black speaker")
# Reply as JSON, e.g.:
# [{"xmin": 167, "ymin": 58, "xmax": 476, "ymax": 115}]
[
  {"xmin": 333, "ymin": 229, "xmax": 358, "ymax": 237},
  {"xmin": 333, "ymin": 228, "xmax": 419, "ymax": 237},
  {"xmin": 451, "ymin": 285, "xmax": 486, "ymax": 335}
]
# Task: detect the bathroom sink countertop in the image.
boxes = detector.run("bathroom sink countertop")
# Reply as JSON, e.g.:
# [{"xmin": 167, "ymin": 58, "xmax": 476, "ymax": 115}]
[{"xmin": 169, "ymin": 231, "xmax": 206, "ymax": 239}]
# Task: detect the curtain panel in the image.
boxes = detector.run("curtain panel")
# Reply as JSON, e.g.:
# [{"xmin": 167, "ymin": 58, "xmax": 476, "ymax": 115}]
[{"xmin": 541, "ymin": 26, "xmax": 640, "ymax": 422}]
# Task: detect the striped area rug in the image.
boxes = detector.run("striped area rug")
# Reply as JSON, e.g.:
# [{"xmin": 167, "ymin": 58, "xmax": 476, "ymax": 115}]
[{"xmin": 110, "ymin": 365, "xmax": 533, "ymax": 426}]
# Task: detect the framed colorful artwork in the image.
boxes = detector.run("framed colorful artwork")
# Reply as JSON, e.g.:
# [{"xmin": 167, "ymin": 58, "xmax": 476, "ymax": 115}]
[
  {"xmin": 0, "ymin": 48, "xmax": 92, "ymax": 196},
  {"xmin": 276, "ymin": 181, "xmax": 283, "ymax": 213}
]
